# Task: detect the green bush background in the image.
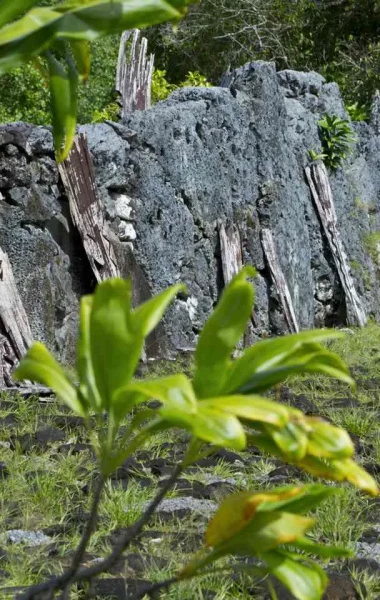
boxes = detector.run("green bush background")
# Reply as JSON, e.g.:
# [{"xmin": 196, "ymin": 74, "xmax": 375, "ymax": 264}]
[{"xmin": 1, "ymin": 0, "xmax": 380, "ymax": 125}]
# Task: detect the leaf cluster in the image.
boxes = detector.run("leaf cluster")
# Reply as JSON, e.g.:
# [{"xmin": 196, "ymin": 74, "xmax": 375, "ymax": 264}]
[
  {"xmin": 311, "ymin": 114, "xmax": 355, "ymax": 171},
  {"xmin": 14, "ymin": 269, "xmax": 379, "ymax": 599}
]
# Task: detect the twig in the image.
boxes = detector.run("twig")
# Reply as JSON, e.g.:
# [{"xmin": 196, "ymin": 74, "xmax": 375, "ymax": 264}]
[
  {"xmin": 18, "ymin": 475, "xmax": 105, "ymax": 600},
  {"xmin": 137, "ymin": 575, "xmax": 178, "ymax": 598},
  {"xmin": 70, "ymin": 463, "xmax": 183, "ymax": 584},
  {"xmin": 18, "ymin": 464, "xmax": 182, "ymax": 599}
]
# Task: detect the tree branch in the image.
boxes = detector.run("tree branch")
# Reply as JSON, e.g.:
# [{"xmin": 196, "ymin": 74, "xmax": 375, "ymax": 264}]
[
  {"xmin": 70, "ymin": 463, "xmax": 183, "ymax": 584},
  {"xmin": 18, "ymin": 474, "xmax": 105, "ymax": 600},
  {"xmin": 18, "ymin": 464, "xmax": 182, "ymax": 599}
]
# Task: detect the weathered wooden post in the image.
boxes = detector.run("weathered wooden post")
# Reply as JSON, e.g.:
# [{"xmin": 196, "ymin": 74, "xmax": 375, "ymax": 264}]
[
  {"xmin": 116, "ymin": 29, "xmax": 154, "ymax": 117},
  {"xmin": 58, "ymin": 134, "xmax": 121, "ymax": 283},
  {"xmin": 261, "ymin": 228, "xmax": 299, "ymax": 333},
  {"xmin": 305, "ymin": 162, "xmax": 367, "ymax": 327},
  {"xmin": 0, "ymin": 248, "xmax": 32, "ymax": 386}
]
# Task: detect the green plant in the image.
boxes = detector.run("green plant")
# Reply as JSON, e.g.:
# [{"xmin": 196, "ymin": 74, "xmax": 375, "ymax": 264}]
[
  {"xmin": 181, "ymin": 71, "xmax": 212, "ymax": 87},
  {"xmin": 151, "ymin": 68, "xmax": 211, "ymax": 104},
  {"xmin": 346, "ymin": 102, "xmax": 369, "ymax": 122},
  {"xmin": 0, "ymin": 0, "xmax": 192, "ymax": 160},
  {"xmin": 363, "ymin": 231, "xmax": 380, "ymax": 268},
  {"xmin": 151, "ymin": 68, "xmax": 178, "ymax": 103},
  {"xmin": 317, "ymin": 114, "xmax": 356, "ymax": 170},
  {"xmin": 14, "ymin": 269, "xmax": 378, "ymax": 600},
  {"xmin": 91, "ymin": 101, "xmax": 120, "ymax": 123}
]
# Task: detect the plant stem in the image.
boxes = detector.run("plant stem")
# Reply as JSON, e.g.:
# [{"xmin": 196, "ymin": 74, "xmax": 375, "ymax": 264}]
[
  {"xmin": 18, "ymin": 464, "xmax": 181, "ymax": 599},
  {"xmin": 19, "ymin": 474, "xmax": 105, "ymax": 600},
  {"xmin": 70, "ymin": 463, "xmax": 183, "ymax": 584}
]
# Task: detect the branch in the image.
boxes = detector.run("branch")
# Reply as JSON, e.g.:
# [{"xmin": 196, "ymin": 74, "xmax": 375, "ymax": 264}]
[
  {"xmin": 18, "ymin": 475, "xmax": 105, "ymax": 600},
  {"xmin": 70, "ymin": 463, "xmax": 183, "ymax": 584}
]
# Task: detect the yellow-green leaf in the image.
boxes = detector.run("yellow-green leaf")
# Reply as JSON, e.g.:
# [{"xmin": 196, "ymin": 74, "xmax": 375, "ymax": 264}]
[
  {"xmin": 14, "ymin": 342, "xmax": 84, "ymax": 416},
  {"xmin": 199, "ymin": 395, "xmax": 289, "ymax": 427}
]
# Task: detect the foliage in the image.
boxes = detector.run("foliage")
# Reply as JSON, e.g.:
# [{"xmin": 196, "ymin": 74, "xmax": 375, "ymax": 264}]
[
  {"xmin": 311, "ymin": 114, "xmax": 356, "ymax": 170},
  {"xmin": 363, "ymin": 231, "xmax": 380, "ymax": 268},
  {"xmin": 91, "ymin": 101, "xmax": 120, "ymax": 123},
  {"xmin": 151, "ymin": 68, "xmax": 211, "ymax": 104},
  {"xmin": 151, "ymin": 68, "xmax": 177, "ymax": 103},
  {"xmin": 14, "ymin": 269, "xmax": 378, "ymax": 599},
  {"xmin": 146, "ymin": 0, "xmax": 380, "ymax": 110},
  {"xmin": 0, "ymin": 0, "xmax": 192, "ymax": 160},
  {"xmin": 0, "ymin": 57, "xmax": 51, "ymax": 125},
  {"xmin": 346, "ymin": 102, "xmax": 369, "ymax": 123}
]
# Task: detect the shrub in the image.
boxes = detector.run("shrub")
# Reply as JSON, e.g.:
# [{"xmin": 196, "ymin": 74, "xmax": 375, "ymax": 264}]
[
  {"xmin": 15, "ymin": 269, "xmax": 378, "ymax": 600},
  {"xmin": 151, "ymin": 68, "xmax": 211, "ymax": 104},
  {"xmin": 310, "ymin": 114, "xmax": 356, "ymax": 170}
]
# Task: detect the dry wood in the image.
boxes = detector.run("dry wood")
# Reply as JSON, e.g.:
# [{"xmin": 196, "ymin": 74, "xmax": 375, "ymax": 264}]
[
  {"xmin": 219, "ymin": 222, "xmax": 243, "ymax": 284},
  {"xmin": 219, "ymin": 222, "xmax": 258, "ymax": 333},
  {"xmin": 116, "ymin": 29, "xmax": 154, "ymax": 117},
  {"xmin": 261, "ymin": 228, "xmax": 299, "ymax": 333},
  {"xmin": 58, "ymin": 134, "xmax": 120, "ymax": 283},
  {"xmin": 305, "ymin": 162, "xmax": 367, "ymax": 327},
  {"xmin": 0, "ymin": 247, "xmax": 33, "ymax": 386},
  {"xmin": 5, "ymin": 385, "xmax": 52, "ymax": 398}
]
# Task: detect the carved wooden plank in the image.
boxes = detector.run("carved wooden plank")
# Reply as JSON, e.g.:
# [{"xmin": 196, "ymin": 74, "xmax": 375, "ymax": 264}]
[
  {"xmin": 0, "ymin": 248, "xmax": 32, "ymax": 386},
  {"xmin": 305, "ymin": 162, "xmax": 367, "ymax": 327},
  {"xmin": 116, "ymin": 29, "xmax": 154, "ymax": 117},
  {"xmin": 58, "ymin": 134, "xmax": 120, "ymax": 283},
  {"xmin": 261, "ymin": 228, "xmax": 299, "ymax": 333},
  {"xmin": 219, "ymin": 222, "xmax": 243, "ymax": 284}
]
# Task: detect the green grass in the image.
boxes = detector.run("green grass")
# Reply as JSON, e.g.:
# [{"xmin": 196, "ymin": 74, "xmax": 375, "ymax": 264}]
[{"xmin": 1, "ymin": 324, "xmax": 380, "ymax": 598}]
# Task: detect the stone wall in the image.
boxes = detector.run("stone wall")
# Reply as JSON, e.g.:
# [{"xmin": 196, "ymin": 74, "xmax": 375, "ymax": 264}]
[{"xmin": 1, "ymin": 62, "xmax": 380, "ymax": 361}]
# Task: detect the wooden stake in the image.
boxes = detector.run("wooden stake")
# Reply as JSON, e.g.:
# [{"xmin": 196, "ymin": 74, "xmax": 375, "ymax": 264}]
[
  {"xmin": 261, "ymin": 228, "xmax": 299, "ymax": 333},
  {"xmin": 58, "ymin": 134, "xmax": 120, "ymax": 283},
  {"xmin": 219, "ymin": 222, "xmax": 243, "ymax": 284},
  {"xmin": 0, "ymin": 248, "xmax": 33, "ymax": 386},
  {"xmin": 305, "ymin": 162, "xmax": 367, "ymax": 327},
  {"xmin": 116, "ymin": 29, "xmax": 154, "ymax": 117}
]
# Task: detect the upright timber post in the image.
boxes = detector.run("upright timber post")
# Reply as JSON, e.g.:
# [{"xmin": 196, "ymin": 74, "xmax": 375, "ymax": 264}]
[
  {"xmin": 305, "ymin": 162, "xmax": 367, "ymax": 327},
  {"xmin": 116, "ymin": 29, "xmax": 154, "ymax": 117}
]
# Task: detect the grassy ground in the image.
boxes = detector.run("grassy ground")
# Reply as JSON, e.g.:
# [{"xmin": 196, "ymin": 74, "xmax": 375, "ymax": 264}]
[{"xmin": 1, "ymin": 325, "xmax": 380, "ymax": 599}]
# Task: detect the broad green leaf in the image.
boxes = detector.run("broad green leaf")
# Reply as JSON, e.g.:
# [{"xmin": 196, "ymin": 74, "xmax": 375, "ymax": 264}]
[
  {"xmin": 193, "ymin": 267, "xmax": 255, "ymax": 398},
  {"xmin": 297, "ymin": 456, "xmax": 379, "ymax": 496},
  {"xmin": 0, "ymin": 1, "xmax": 190, "ymax": 74},
  {"xmin": 111, "ymin": 389, "xmax": 146, "ymax": 423},
  {"xmin": 193, "ymin": 406, "xmax": 246, "ymax": 450},
  {"xmin": 261, "ymin": 550, "xmax": 328, "ymax": 600},
  {"xmin": 224, "ymin": 330, "xmax": 344, "ymax": 394},
  {"xmin": 266, "ymin": 421, "xmax": 309, "ymax": 461},
  {"xmin": 214, "ymin": 511, "xmax": 314, "ymax": 555},
  {"xmin": 70, "ymin": 39, "xmax": 90, "ymax": 81},
  {"xmin": 199, "ymin": 395, "xmax": 289, "ymax": 427},
  {"xmin": 14, "ymin": 342, "xmax": 84, "ymax": 416},
  {"xmin": 46, "ymin": 51, "xmax": 77, "ymax": 162},
  {"xmin": 0, "ymin": 0, "xmax": 39, "ymax": 30},
  {"xmin": 132, "ymin": 283, "xmax": 186, "ymax": 337},
  {"xmin": 305, "ymin": 417, "xmax": 354, "ymax": 459},
  {"xmin": 225, "ymin": 332, "xmax": 353, "ymax": 395},
  {"xmin": 254, "ymin": 484, "xmax": 338, "ymax": 516},
  {"xmin": 206, "ymin": 488, "xmax": 311, "ymax": 547},
  {"xmin": 76, "ymin": 294, "xmax": 101, "ymax": 411},
  {"xmin": 125, "ymin": 374, "xmax": 197, "ymax": 412},
  {"xmin": 293, "ymin": 537, "xmax": 352, "ymax": 559},
  {"xmin": 89, "ymin": 278, "xmax": 142, "ymax": 409}
]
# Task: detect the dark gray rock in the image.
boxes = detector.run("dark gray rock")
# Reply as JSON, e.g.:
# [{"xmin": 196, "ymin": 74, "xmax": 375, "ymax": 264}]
[
  {"xmin": 2, "ymin": 62, "xmax": 380, "ymax": 360},
  {"xmin": 6, "ymin": 529, "xmax": 52, "ymax": 546},
  {"xmin": 143, "ymin": 496, "xmax": 217, "ymax": 521}
]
